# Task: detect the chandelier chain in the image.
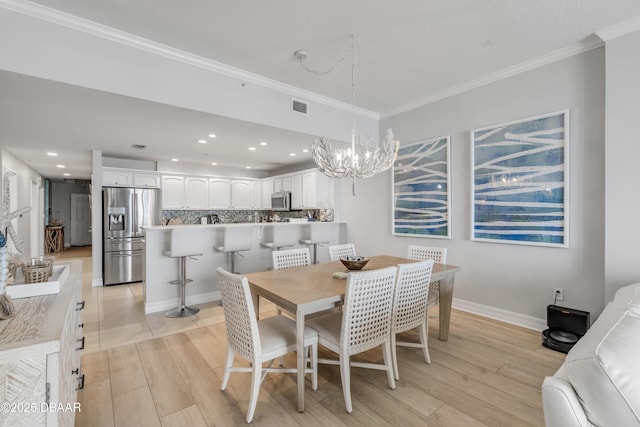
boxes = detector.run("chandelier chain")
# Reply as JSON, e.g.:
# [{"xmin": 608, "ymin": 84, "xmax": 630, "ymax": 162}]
[
  {"xmin": 295, "ymin": 34, "xmax": 399, "ymax": 195},
  {"xmin": 296, "ymin": 34, "xmax": 355, "ymax": 76}
]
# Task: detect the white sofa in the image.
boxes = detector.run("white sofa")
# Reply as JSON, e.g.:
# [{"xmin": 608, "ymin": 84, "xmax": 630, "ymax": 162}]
[{"xmin": 542, "ymin": 283, "xmax": 640, "ymax": 426}]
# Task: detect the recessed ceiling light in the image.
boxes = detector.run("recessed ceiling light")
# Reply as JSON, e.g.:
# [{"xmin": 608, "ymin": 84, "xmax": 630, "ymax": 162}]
[
  {"xmin": 245, "ymin": 166, "xmax": 252, "ymax": 169},
  {"xmin": 209, "ymin": 133, "xmax": 216, "ymax": 138},
  {"xmin": 211, "ymin": 162, "xmax": 218, "ymax": 166},
  {"xmin": 197, "ymin": 139, "xmax": 207, "ymax": 144},
  {"xmin": 56, "ymin": 164, "xmax": 65, "ymax": 168},
  {"xmin": 171, "ymin": 158, "xmax": 179, "ymax": 162},
  {"xmin": 289, "ymin": 153, "xmax": 296, "ymax": 157},
  {"xmin": 63, "ymin": 173, "xmax": 70, "ymax": 176},
  {"xmin": 260, "ymin": 141, "xmax": 267, "ymax": 146},
  {"xmin": 302, "ymin": 149, "xmax": 309, "ymax": 153},
  {"xmin": 248, "ymin": 147, "xmax": 257, "ymax": 151},
  {"xmin": 46, "ymin": 152, "xmax": 58, "ymax": 157}
]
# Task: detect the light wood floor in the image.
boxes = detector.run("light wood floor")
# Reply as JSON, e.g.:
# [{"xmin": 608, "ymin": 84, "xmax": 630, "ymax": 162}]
[{"xmin": 57, "ymin": 247, "xmax": 565, "ymax": 427}]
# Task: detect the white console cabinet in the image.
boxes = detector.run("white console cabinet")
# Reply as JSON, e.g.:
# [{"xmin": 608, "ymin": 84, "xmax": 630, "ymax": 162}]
[{"xmin": 0, "ymin": 261, "xmax": 84, "ymax": 427}]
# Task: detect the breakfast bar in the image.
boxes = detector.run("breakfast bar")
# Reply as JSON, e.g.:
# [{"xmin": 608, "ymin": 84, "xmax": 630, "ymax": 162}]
[{"xmin": 141, "ymin": 222, "xmax": 347, "ymax": 314}]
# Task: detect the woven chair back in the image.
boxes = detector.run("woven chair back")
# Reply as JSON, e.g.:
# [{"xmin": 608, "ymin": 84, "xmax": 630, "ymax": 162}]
[
  {"xmin": 272, "ymin": 247, "xmax": 311, "ymax": 270},
  {"xmin": 341, "ymin": 266, "xmax": 397, "ymax": 356},
  {"xmin": 217, "ymin": 267, "xmax": 260, "ymax": 361}
]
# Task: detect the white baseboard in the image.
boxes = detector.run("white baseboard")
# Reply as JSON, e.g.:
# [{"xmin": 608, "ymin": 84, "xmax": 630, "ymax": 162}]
[
  {"xmin": 92, "ymin": 278, "xmax": 103, "ymax": 287},
  {"xmin": 144, "ymin": 291, "xmax": 222, "ymax": 314},
  {"xmin": 452, "ymin": 297, "xmax": 547, "ymax": 332}
]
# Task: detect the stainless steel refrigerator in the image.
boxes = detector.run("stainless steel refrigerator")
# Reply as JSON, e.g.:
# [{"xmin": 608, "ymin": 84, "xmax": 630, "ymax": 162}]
[{"xmin": 103, "ymin": 187, "xmax": 161, "ymax": 285}]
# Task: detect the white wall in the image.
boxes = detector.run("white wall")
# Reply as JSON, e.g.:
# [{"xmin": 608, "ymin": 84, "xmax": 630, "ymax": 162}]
[
  {"xmin": 604, "ymin": 29, "xmax": 640, "ymax": 301},
  {"xmin": 341, "ymin": 49, "xmax": 606, "ymax": 325},
  {"xmin": 0, "ymin": 149, "xmax": 44, "ymax": 258}
]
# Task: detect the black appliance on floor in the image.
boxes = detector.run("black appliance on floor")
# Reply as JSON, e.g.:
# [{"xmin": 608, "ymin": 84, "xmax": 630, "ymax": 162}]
[{"xmin": 542, "ymin": 305, "xmax": 590, "ymax": 353}]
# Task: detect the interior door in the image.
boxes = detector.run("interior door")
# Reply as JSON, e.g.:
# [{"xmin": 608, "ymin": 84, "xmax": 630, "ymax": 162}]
[{"xmin": 70, "ymin": 193, "xmax": 92, "ymax": 246}]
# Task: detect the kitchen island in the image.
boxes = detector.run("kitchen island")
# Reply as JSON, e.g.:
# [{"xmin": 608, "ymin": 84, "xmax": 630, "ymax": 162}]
[{"xmin": 141, "ymin": 222, "xmax": 347, "ymax": 314}]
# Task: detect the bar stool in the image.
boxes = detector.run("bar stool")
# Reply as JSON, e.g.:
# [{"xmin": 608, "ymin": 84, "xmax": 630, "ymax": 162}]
[
  {"xmin": 214, "ymin": 225, "xmax": 254, "ymax": 273},
  {"xmin": 163, "ymin": 227, "xmax": 206, "ymax": 318},
  {"xmin": 300, "ymin": 223, "xmax": 332, "ymax": 264},
  {"xmin": 260, "ymin": 224, "xmax": 298, "ymax": 252}
]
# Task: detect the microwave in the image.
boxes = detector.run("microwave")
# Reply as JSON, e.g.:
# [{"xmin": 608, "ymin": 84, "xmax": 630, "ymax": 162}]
[{"xmin": 271, "ymin": 191, "xmax": 291, "ymax": 211}]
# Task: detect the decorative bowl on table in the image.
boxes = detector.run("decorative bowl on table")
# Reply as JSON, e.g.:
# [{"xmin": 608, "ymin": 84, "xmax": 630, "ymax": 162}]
[{"xmin": 340, "ymin": 255, "xmax": 369, "ymax": 270}]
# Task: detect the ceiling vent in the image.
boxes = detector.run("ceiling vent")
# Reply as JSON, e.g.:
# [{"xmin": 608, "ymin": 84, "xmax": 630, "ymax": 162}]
[
  {"xmin": 292, "ymin": 99, "xmax": 308, "ymax": 115},
  {"xmin": 131, "ymin": 144, "xmax": 147, "ymax": 150}
]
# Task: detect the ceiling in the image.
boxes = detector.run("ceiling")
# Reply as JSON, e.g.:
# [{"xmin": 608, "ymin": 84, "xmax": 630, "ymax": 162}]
[{"xmin": 3, "ymin": 0, "xmax": 640, "ymax": 180}]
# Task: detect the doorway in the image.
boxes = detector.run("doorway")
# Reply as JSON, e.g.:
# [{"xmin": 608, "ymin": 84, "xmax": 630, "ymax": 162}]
[{"xmin": 70, "ymin": 193, "xmax": 91, "ymax": 246}]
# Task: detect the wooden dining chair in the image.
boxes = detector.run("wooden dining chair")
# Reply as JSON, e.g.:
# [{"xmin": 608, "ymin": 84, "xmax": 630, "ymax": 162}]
[
  {"xmin": 328, "ymin": 243, "xmax": 357, "ymax": 262},
  {"xmin": 407, "ymin": 245, "xmax": 447, "ymax": 309},
  {"xmin": 391, "ymin": 260, "xmax": 434, "ymax": 380},
  {"xmin": 307, "ymin": 266, "xmax": 398, "ymax": 413},
  {"xmin": 216, "ymin": 267, "xmax": 318, "ymax": 423}
]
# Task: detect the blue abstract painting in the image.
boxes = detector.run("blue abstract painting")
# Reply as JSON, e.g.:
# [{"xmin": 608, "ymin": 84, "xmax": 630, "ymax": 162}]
[
  {"xmin": 471, "ymin": 111, "xmax": 569, "ymax": 247},
  {"xmin": 393, "ymin": 136, "xmax": 450, "ymax": 238}
]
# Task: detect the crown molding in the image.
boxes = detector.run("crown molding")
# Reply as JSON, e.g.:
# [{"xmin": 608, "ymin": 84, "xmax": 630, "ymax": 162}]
[
  {"xmin": 595, "ymin": 16, "xmax": 640, "ymax": 42},
  {"xmin": 381, "ymin": 37, "xmax": 604, "ymax": 119},
  {"xmin": 0, "ymin": 0, "xmax": 379, "ymax": 120}
]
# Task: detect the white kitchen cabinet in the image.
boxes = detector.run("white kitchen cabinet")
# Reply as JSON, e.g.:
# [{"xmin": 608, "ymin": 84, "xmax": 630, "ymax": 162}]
[
  {"xmin": 133, "ymin": 172, "xmax": 160, "ymax": 188},
  {"xmin": 230, "ymin": 180, "xmax": 251, "ymax": 209},
  {"xmin": 103, "ymin": 168, "xmax": 133, "ymax": 186},
  {"xmin": 262, "ymin": 179, "xmax": 274, "ymax": 208},
  {"xmin": 184, "ymin": 177, "xmax": 209, "ymax": 209},
  {"xmin": 162, "ymin": 175, "xmax": 208, "ymax": 209},
  {"xmin": 161, "ymin": 175, "xmax": 185, "ymax": 209},
  {"xmin": 209, "ymin": 178, "xmax": 231, "ymax": 209},
  {"xmin": 0, "ymin": 261, "xmax": 84, "ymax": 427},
  {"xmin": 280, "ymin": 169, "xmax": 334, "ymax": 209},
  {"xmin": 273, "ymin": 177, "xmax": 283, "ymax": 193},
  {"xmin": 302, "ymin": 171, "xmax": 318, "ymax": 208},
  {"xmin": 291, "ymin": 173, "xmax": 303, "ymax": 209},
  {"xmin": 251, "ymin": 180, "xmax": 262, "ymax": 209},
  {"xmin": 282, "ymin": 176, "xmax": 292, "ymax": 192},
  {"xmin": 230, "ymin": 180, "xmax": 262, "ymax": 209},
  {"xmin": 103, "ymin": 168, "xmax": 160, "ymax": 188}
]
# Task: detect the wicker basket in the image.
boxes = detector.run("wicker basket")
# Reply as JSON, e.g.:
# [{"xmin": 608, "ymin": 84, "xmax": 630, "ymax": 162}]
[{"xmin": 22, "ymin": 259, "xmax": 51, "ymax": 284}]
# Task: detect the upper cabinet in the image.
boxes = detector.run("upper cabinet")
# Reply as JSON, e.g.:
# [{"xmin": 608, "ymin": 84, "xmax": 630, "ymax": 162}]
[
  {"xmin": 282, "ymin": 169, "xmax": 333, "ymax": 210},
  {"xmin": 161, "ymin": 175, "xmax": 185, "ymax": 209},
  {"xmin": 161, "ymin": 175, "xmax": 208, "ymax": 209},
  {"xmin": 230, "ymin": 180, "xmax": 251, "ymax": 209},
  {"xmin": 184, "ymin": 177, "xmax": 209, "ymax": 209},
  {"xmin": 209, "ymin": 178, "xmax": 231, "ymax": 209},
  {"xmin": 103, "ymin": 169, "xmax": 132, "ymax": 186},
  {"xmin": 262, "ymin": 179, "xmax": 274, "ymax": 209},
  {"xmin": 250, "ymin": 181, "xmax": 262, "ymax": 209},
  {"xmin": 103, "ymin": 168, "xmax": 160, "ymax": 188},
  {"xmin": 155, "ymin": 169, "xmax": 334, "ymax": 211},
  {"xmin": 230, "ymin": 180, "xmax": 262, "ymax": 209},
  {"xmin": 133, "ymin": 172, "xmax": 160, "ymax": 188}
]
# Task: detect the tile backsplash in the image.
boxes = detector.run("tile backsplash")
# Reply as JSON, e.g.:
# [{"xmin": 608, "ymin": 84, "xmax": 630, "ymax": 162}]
[{"xmin": 162, "ymin": 209, "xmax": 325, "ymax": 225}]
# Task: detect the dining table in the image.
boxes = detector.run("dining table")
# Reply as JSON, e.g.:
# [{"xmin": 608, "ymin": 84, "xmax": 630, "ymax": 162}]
[{"xmin": 245, "ymin": 254, "xmax": 461, "ymax": 412}]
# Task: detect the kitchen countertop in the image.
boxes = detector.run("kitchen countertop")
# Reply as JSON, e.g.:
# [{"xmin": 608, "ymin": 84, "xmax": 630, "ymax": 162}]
[{"xmin": 143, "ymin": 221, "xmax": 344, "ymax": 230}]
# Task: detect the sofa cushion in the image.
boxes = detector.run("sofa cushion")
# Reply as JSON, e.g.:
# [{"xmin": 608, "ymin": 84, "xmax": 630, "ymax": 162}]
[{"xmin": 566, "ymin": 308, "xmax": 640, "ymax": 426}]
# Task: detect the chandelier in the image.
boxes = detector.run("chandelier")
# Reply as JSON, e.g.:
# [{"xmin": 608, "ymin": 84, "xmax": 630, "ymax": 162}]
[{"xmin": 294, "ymin": 35, "xmax": 399, "ymax": 195}]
